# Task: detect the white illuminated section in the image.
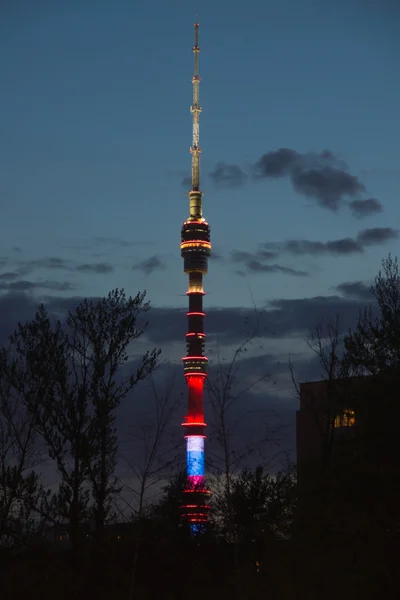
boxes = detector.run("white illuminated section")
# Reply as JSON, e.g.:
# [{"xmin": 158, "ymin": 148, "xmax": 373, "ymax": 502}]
[{"xmin": 186, "ymin": 436, "xmax": 204, "ymax": 453}]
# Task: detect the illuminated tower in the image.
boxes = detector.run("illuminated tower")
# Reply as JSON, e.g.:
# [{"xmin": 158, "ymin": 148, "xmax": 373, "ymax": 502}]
[{"xmin": 180, "ymin": 22, "xmax": 211, "ymax": 528}]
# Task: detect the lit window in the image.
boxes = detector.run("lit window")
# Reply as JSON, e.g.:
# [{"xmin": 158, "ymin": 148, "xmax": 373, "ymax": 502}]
[{"xmin": 334, "ymin": 409, "xmax": 355, "ymax": 428}]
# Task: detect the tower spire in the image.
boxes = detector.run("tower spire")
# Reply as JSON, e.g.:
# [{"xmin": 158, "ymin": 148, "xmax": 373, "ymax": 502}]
[
  {"xmin": 189, "ymin": 22, "xmax": 202, "ymax": 216},
  {"xmin": 191, "ymin": 21, "xmax": 201, "ymax": 191},
  {"xmin": 180, "ymin": 21, "xmax": 211, "ymax": 532}
]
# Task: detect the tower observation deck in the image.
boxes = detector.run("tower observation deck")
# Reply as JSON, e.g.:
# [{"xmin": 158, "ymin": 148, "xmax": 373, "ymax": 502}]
[{"xmin": 180, "ymin": 22, "xmax": 211, "ymax": 529}]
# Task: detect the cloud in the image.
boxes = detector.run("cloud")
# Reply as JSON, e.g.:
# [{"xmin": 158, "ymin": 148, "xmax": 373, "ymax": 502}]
[
  {"xmin": 356, "ymin": 227, "xmax": 399, "ymax": 245},
  {"xmin": 260, "ymin": 227, "xmax": 399, "ymax": 257},
  {"xmin": 244, "ymin": 262, "xmax": 308, "ymax": 276},
  {"xmin": 275, "ymin": 238, "xmax": 363, "ymax": 256},
  {"xmin": 291, "ymin": 165, "xmax": 364, "ymax": 211},
  {"xmin": 349, "ymin": 198, "xmax": 383, "ymax": 218},
  {"xmin": 231, "ymin": 250, "xmax": 256, "ymax": 263},
  {"xmin": 0, "ymin": 272, "xmax": 20, "ymax": 281},
  {"xmin": 231, "ymin": 250, "xmax": 307, "ymax": 276},
  {"xmin": 209, "ymin": 250, "xmax": 224, "ymax": 261},
  {"xmin": 265, "ymin": 295, "xmax": 374, "ymax": 339},
  {"xmin": 0, "ymin": 280, "xmax": 75, "ymax": 293},
  {"xmin": 210, "ymin": 148, "xmax": 378, "ymax": 215},
  {"xmin": 143, "ymin": 295, "xmax": 373, "ymax": 346},
  {"xmin": 209, "ymin": 163, "xmax": 248, "ymax": 188},
  {"xmin": 335, "ymin": 281, "xmax": 372, "ymax": 301},
  {"xmin": 232, "ymin": 250, "xmax": 278, "ymax": 262},
  {"xmin": 21, "ymin": 257, "xmax": 70, "ymax": 271},
  {"xmin": 132, "ymin": 255, "xmax": 166, "ymax": 275},
  {"xmin": 254, "ymin": 148, "xmax": 298, "ymax": 178},
  {"xmin": 0, "ymin": 290, "xmax": 348, "ymax": 346},
  {"xmin": 16, "ymin": 257, "xmax": 114, "ymax": 275},
  {"xmin": 0, "ymin": 288, "xmax": 375, "ymax": 363},
  {"xmin": 75, "ymin": 262, "xmax": 113, "ymax": 274},
  {"xmin": 257, "ymin": 249, "xmax": 279, "ymax": 260}
]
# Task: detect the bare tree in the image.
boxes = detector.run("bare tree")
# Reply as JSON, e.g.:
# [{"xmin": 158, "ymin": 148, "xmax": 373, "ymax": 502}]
[
  {"xmin": 7, "ymin": 289, "xmax": 160, "ymax": 553},
  {"xmin": 290, "ymin": 314, "xmax": 349, "ymax": 477},
  {"xmin": 116, "ymin": 371, "xmax": 182, "ymax": 600},
  {"xmin": 206, "ymin": 312, "xmax": 280, "ymax": 590},
  {"xmin": 344, "ymin": 254, "xmax": 400, "ymax": 374},
  {"xmin": 0, "ymin": 348, "xmax": 46, "ymax": 548}
]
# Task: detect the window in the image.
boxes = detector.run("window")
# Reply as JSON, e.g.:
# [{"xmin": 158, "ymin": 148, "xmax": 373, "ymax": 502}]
[{"xmin": 334, "ymin": 408, "xmax": 355, "ymax": 428}]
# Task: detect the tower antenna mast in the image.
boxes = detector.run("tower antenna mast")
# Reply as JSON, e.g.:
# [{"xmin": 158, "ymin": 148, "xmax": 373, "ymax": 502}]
[{"xmin": 190, "ymin": 20, "xmax": 201, "ymax": 192}]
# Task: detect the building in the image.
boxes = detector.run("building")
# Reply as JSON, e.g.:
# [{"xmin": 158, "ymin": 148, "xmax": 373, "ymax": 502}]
[
  {"xmin": 179, "ymin": 22, "xmax": 211, "ymax": 529},
  {"xmin": 296, "ymin": 374, "xmax": 398, "ymax": 486},
  {"xmin": 296, "ymin": 378, "xmax": 356, "ymax": 484}
]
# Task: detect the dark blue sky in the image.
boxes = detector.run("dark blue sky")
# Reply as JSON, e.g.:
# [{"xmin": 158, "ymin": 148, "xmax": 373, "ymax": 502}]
[{"xmin": 1, "ymin": 0, "xmax": 399, "ymax": 310}]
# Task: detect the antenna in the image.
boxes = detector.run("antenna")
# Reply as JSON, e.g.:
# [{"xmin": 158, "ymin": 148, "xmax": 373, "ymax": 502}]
[{"xmin": 190, "ymin": 21, "xmax": 201, "ymax": 192}]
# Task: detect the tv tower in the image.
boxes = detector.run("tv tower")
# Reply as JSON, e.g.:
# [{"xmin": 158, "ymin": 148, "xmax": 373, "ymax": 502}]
[{"xmin": 180, "ymin": 21, "xmax": 211, "ymax": 529}]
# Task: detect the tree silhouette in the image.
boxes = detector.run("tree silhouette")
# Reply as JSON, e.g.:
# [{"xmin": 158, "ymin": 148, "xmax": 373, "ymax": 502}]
[{"xmin": 5, "ymin": 289, "xmax": 160, "ymax": 554}]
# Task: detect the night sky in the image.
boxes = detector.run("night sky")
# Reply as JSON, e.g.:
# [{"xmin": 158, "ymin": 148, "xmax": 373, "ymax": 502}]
[{"xmin": 1, "ymin": 0, "xmax": 400, "ymax": 472}]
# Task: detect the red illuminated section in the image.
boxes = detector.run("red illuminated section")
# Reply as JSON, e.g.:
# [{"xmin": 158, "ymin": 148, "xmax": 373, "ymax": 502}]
[{"xmin": 182, "ymin": 374, "xmax": 206, "ymax": 424}]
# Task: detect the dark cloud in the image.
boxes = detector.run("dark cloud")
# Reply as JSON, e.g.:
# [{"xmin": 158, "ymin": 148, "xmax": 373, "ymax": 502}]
[
  {"xmin": 0, "ymin": 280, "xmax": 76, "ymax": 293},
  {"xmin": 350, "ymin": 198, "xmax": 383, "ymax": 218},
  {"xmin": 265, "ymin": 295, "xmax": 374, "ymax": 339},
  {"xmin": 132, "ymin": 255, "xmax": 166, "ymax": 275},
  {"xmin": 0, "ymin": 294, "xmax": 38, "ymax": 343},
  {"xmin": 291, "ymin": 165, "xmax": 364, "ymax": 211},
  {"xmin": 239, "ymin": 261, "xmax": 308, "ymax": 277},
  {"xmin": 357, "ymin": 227, "xmax": 399, "ymax": 246},
  {"xmin": 21, "ymin": 257, "xmax": 70, "ymax": 271},
  {"xmin": 254, "ymin": 148, "xmax": 298, "ymax": 178},
  {"xmin": 231, "ymin": 250, "xmax": 255, "ymax": 263},
  {"xmin": 260, "ymin": 227, "xmax": 398, "ymax": 258},
  {"xmin": 335, "ymin": 281, "xmax": 372, "ymax": 301},
  {"xmin": 0, "ymin": 272, "xmax": 20, "ymax": 281},
  {"xmin": 231, "ymin": 250, "xmax": 307, "ymax": 276},
  {"xmin": 277, "ymin": 238, "xmax": 363, "ymax": 256},
  {"xmin": 257, "ymin": 249, "xmax": 279, "ymax": 260},
  {"xmin": 75, "ymin": 262, "xmax": 113, "ymax": 274},
  {"xmin": 232, "ymin": 250, "xmax": 278, "ymax": 262},
  {"xmin": 17, "ymin": 257, "xmax": 114, "ymax": 275},
  {"xmin": 209, "ymin": 250, "xmax": 224, "ymax": 261},
  {"xmin": 0, "ymin": 289, "xmax": 375, "ymax": 361},
  {"xmin": 210, "ymin": 148, "xmax": 377, "ymax": 214},
  {"xmin": 209, "ymin": 163, "xmax": 248, "ymax": 188},
  {"xmin": 143, "ymin": 295, "xmax": 373, "ymax": 346}
]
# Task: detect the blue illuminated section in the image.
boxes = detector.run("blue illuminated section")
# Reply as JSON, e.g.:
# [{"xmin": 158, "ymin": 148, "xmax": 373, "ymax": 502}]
[
  {"xmin": 186, "ymin": 436, "xmax": 204, "ymax": 477},
  {"xmin": 190, "ymin": 523, "xmax": 205, "ymax": 535}
]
